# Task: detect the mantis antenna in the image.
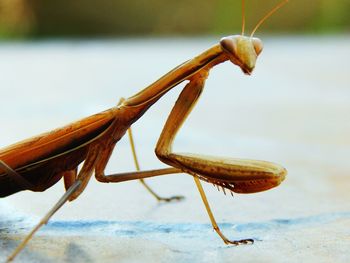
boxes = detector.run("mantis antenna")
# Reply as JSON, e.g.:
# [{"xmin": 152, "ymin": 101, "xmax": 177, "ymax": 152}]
[
  {"xmin": 250, "ymin": 0, "xmax": 289, "ymax": 37},
  {"xmin": 241, "ymin": 0, "xmax": 246, "ymax": 35}
]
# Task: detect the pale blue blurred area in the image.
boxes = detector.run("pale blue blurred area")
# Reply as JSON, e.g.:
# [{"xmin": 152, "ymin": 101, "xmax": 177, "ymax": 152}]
[
  {"xmin": 1, "ymin": 36, "xmax": 350, "ymax": 262},
  {"xmin": 1, "ymin": 212, "xmax": 350, "ymax": 262}
]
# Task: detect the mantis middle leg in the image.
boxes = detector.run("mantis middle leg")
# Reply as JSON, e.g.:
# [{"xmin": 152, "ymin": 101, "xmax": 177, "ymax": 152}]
[
  {"xmin": 127, "ymin": 127, "xmax": 184, "ymax": 202},
  {"xmin": 113, "ymin": 98, "xmax": 183, "ymax": 202}
]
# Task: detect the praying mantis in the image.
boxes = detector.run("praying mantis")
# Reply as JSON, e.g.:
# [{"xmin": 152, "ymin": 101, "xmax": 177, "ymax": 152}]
[{"xmin": 1, "ymin": 0, "xmax": 288, "ymax": 261}]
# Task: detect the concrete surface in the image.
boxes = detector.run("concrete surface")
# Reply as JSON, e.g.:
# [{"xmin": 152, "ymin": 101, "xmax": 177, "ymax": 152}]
[{"xmin": 0, "ymin": 36, "xmax": 349, "ymax": 262}]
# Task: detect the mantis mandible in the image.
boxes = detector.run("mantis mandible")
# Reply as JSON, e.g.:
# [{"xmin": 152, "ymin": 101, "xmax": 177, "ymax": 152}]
[{"xmin": 1, "ymin": 0, "xmax": 288, "ymax": 261}]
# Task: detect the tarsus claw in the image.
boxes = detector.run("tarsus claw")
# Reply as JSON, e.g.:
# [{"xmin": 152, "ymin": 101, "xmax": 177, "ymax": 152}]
[{"xmin": 159, "ymin": 195, "xmax": 185, "ymax": 202}]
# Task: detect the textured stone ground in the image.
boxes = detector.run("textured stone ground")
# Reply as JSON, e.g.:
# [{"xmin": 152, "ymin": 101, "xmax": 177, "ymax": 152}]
[{"xmin": 1, "ymin": 36, "xmax": 349, "ymax": 262}]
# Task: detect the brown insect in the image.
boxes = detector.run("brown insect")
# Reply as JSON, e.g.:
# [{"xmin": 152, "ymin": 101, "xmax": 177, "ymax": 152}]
[{"xmin": 1, "ymin": 0, "xmax": 288, "ymax": 261}]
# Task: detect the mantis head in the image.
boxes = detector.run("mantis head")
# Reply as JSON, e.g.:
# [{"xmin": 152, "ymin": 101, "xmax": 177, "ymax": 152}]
[
  {"xmin": 220, "ymin": 35, "xmax": 263, "ymax": 75},
  {"xmin": 220, "ymin": 0, "xmax": 288, "ymax": 75}
]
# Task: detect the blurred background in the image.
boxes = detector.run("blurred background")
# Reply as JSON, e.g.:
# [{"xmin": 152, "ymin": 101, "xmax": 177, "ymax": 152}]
[{"xmin": 0, "ymin": 0, "xmax": 349, "ymax": 38}]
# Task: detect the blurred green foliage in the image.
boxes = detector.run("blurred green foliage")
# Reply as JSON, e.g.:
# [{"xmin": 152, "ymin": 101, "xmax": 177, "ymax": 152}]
[{"xmin": 0, "ymin": 0, "xmax": 349, "ymax": 38}]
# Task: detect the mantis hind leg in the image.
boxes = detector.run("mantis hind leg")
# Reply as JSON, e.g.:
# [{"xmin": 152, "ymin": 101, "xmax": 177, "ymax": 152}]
[
  {"xmin": 6, "ymin": 180, "xmax": 82, "ymax": 262},
  {"xmin": 63, "ymin": 168, "xmax": 77, "ymax": 191},
  {"xmin": 0, "ymin": 160, "xmax": 36, "ymax": 191},
  {"xmin": 127, "ymin": 127, "xmax": 184, "ymax": 202},
  {"xmin": 7, "ymin": 145, "xmax": 100, "ymax": 261}
]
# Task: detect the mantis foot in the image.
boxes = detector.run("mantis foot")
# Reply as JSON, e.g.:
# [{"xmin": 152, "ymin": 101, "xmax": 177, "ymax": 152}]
[
  {"xmin": 158, "ymin": 195, "xmax": 185, "ymax": 202},
  {"xmin": 225, "ymin": 238, "xmax": 254, "ymax": 246}
]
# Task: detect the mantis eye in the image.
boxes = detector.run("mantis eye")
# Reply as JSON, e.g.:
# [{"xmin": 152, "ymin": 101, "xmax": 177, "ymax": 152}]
[
  {"xmin": 252, "ymin": 37, "xmax": 263, "ymax": 55},
  {"xmin": 220, "ymin": 37, "xmax": 238, "ymax": 56}
]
